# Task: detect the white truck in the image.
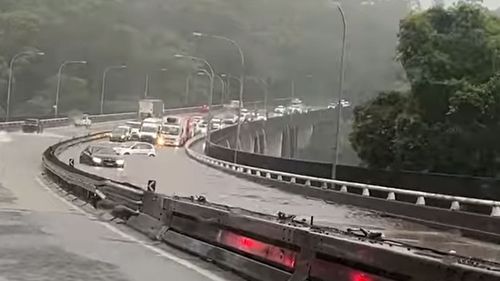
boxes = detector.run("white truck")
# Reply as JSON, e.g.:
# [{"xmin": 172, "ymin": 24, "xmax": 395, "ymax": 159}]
[{"xmin": 138, "ymin": 99, "xmax": 164, "ymax": 120}]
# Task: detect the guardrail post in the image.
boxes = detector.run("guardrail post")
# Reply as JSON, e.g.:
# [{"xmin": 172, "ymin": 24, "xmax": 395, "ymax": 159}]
[
  {"xmin": 321, "ymin": 182, "xmax": 328, "ymax": 189},
  {"xmin": 266, "ymin": 173, "xmax": 271, "ymax": 179},
  {"xmin": 290, "ymin": 177, "xmax": 296, "ymax": 184},
  {"xmin": 340, "ymin": 185, "xmax": 347, "ymax": 192},
  {"xmin": 305, "ymin": 180, "xmax": 311, "ymax": 186},
  {"xmin": 255, "ymin": 171, "xmax": 261, "ymax": 177},
  {"xmin": 247, "ymin": 169, "xmax": 253, "ymax": 175},
  {"xmin": 362, "ymin": 188, "xmax": 370, "ymax": 196},
  {"xmin": 416, "ymin": 196, "xmax": 426, "ymax": 206},
  {"xmin": 277, "ymin": 175, "xmax": 283, "ymax": 181},
  {"xmin": 491, "ymin": 206, "xmax": 500, "ymax": 217},
  {"xmin": 386, "ymin": 192, "xmax": 396, "ymax": 200},
  {"xmin": 450, "ymin": 201, "xmax": 460, "ymax": 211}
]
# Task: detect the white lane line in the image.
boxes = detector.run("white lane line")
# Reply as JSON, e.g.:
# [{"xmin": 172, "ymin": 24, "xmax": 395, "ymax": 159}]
[{"xmin": 35, "ymin": 176, "xmax": 228, "ymax": 281}]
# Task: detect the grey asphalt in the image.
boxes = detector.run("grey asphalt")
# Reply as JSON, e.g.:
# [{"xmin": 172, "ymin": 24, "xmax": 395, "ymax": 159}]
[
  {"xmin": 57, "ymin": 123, "xmax": 500, "ymax": 263},
  {"xmin": 0, "ymin": 123, "xmax": 242, "ymax": 281}
]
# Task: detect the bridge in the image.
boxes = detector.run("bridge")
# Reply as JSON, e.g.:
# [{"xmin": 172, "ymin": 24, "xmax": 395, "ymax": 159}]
[{"xmin": 1, "ymin": 105, "xmax": 500, "ymax": 281}]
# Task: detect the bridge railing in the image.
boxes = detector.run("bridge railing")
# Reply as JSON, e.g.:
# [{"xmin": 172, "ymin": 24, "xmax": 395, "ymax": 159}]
[
  {"xmin": 196, "ymin": 141, "xmax": 500, "ymax": 213},
  {"xmin": 188, "ymin": 113, "xmax": 500, "ymax": 242}
]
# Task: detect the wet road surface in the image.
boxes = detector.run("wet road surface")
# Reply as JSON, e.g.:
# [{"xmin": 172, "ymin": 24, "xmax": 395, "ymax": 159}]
[
  {"xmin": 0, "ymin": 123, "xmax": 242, "ymax": 281},
  {"xmin": 58, "ymin": 127, "xmax": 500, "ymax": 263}
]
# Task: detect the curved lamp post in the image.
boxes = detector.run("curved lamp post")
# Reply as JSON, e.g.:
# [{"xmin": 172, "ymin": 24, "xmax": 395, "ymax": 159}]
[
  {"xmin": 331, "ymin": 2, "xmax": 347, "ymax": 179},
  {"xmin": 54, "ymin": 60, "xmax": 87, "ymax": 117},
  {"xmin": 174, "ymin": 54, "xmax": 215, "ymax": 144},
  {"xmin": 5, "ymin": 50, "xmax": 45, "ymax": 121},
  {"xmin": 100, "ymin": 65, "xmax": 127, "ymax": 114},
  {"xmin": 192, "ymin": 32, "xmax": 245, "ymax": 162}
]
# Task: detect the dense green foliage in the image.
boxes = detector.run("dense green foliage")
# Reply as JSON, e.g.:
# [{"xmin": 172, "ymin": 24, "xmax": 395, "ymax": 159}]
[
  {"xmin": 351, "ymin": 3, "xmax": 500, "ymax": 176},
  {"xmin": 0, "ymin": 0, "xmax": 410, "ymax": 118}
]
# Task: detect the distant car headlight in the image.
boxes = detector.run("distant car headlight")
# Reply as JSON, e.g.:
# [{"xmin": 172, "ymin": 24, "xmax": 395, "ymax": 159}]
[
  {"xmin": 116, "ymin": 159, "xmax": 125, "ymax": 166},
  {"xmin": 92, "ymin": 157, "xmax": 102, "ymax": 164}
]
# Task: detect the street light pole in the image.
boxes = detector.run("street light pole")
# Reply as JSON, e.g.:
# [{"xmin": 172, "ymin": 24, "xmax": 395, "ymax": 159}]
[
  {"xmin": 174, "ymin": 54, "xmax": 215, "ymax": 143},
  {"xmin": 100, "ymin": 65, "xmax": 127, "ymax": 114},
  {"xmin": 215, "ymin": 74, "xmax": 226, "ymax": 105},
  {"xmin": 246, "ymin": 76, "xmax": 269, "ymax": 120},
  {"xmin": 5, "ymin": 50, "xmax": 45, "ymax": 121},
  {"xmin": 260, "ymin": 78, "xmax": 269, "ymax": 119},
  {"xmin": 222, "ymin": 74, "xmax": 241, "ymax": 101},
  {"xmin": 54, "ymin": 60, "xmax": 87, "ymax": 117},
  {"xmin": 192, "ymin": 32, "xmax": 245, "ymax": 162},
  {"xmin": 144, "ymin": 74, "xmax": 150, "ymax": 98},
  {"xmin": 144, "ymin": 68, "xmax": 168, "ymax": 98},
  {"xmin": 195, "ymin": 70, "xmax": 213, "ymax": 105},
  {"xmin": 185, "ymin": 73, "xmax": 192, "ymax": 105},
  {"xmin": 332, "ymin": 2, "xmax": 347, "ymax": 179}
]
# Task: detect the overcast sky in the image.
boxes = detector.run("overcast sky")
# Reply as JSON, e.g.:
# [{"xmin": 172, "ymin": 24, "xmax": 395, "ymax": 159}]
[{"xmin": 420, "ymin": 0, "xmax": 499, "ymax": 9}]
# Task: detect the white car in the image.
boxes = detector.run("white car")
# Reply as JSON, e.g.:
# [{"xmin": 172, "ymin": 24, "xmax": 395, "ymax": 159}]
[
  {"xmin": 74, "ymin": 114, "xmax": 92, "ymax": 128},
  {"xmin": 210, "ymin": 118, "xmax": 222, "ymax": 131},
  {"xmin": 114, "ymin": 142, "xmax": 156, "ymax": 157},
  {"xmin": 196, "ymin": 121, "xmax": 208, "ymax": 135},
  {"xmin": 221, "ymin": 118, "xmax": 236, "ymax": 128},
  {"xmin": 239, "ymin": 108, "xmax": 251, "ymax": 121},
  {"xmin": 228, "ymin": 100, "xmax": 241, "ymax": 109},
  {"xmin": 287, "ymin": 104, "xmax": 303, "ymax": 114},
  {"xmin": 328, "ymin": 99, "xmax": 351, "ymax": 109},
  {"xmin": 274, "ymin": 106, "xmax": 286, "ymax": 116},
  {"xmin": 254, "ymin": 113, "xmax": 267, "ymax": 121},
  {"xmin": 340, "ymin": 99, "xmax": 351, "ymax": 107}
]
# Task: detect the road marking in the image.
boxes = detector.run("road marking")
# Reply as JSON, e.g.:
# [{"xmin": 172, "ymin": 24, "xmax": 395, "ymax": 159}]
[{"xmin": 35, "ymin": 176, "xmax": 229, "ymax": 281}]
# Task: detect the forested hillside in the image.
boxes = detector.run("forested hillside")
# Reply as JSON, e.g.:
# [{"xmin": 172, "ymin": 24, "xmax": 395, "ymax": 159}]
[{"xmin": 0, "ymin": 0, "xmax": 410, "ymax": 118}]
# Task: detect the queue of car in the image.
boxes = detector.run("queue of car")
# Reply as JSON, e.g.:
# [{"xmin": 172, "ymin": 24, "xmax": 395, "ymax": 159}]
[{"xmin": 76, "ymin": 101, "xmax": 289, "ymax": 169}]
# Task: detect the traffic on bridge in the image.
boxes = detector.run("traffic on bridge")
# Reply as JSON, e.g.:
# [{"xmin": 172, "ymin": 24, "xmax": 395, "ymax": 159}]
[{"xmin": 1, "ymin": 1, "xmax": 500, "ymax": 281}]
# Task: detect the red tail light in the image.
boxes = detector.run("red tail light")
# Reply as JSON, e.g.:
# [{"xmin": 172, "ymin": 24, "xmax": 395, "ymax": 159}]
[
  {"xmin": 218, "ymin": 230, "xmax": 297, "ymax": 269},
  {"xmin": 351, "ymin": 272, "xmax": 373, "ymax": 281}
]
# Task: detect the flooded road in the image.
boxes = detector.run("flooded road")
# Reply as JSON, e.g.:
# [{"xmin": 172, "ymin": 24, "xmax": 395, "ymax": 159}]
[{"xmin": 58, "ymin": 131, "xmax": 500, "ymax": 263}]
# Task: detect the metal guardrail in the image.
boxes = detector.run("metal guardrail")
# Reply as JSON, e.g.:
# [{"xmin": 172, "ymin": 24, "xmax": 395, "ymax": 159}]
[
  {"xmin": 189, "ymin": 136, "xmax": 500, "ymax": 216},
  {"xmin": 186, "ymin": 133, "xmax": 500, "ymax": 242},
  {"xmin": 42, "ymin": 131, "xmax": 500, "ymax": 281},
  {"xmin": 42, "ymin": 131, "xmax": 145, "ymax": 212}
]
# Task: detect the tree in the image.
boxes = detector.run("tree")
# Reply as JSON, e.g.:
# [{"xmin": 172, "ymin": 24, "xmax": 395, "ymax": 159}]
[
  {"xmin": 350, "ymin": 91, "xmax": 407, "ymax": 168},
  {"xmin": 351, "ymin": 3, "xmax": 500, "ymax": 176},
  {"xmin": 1, "ymin": 0, "xmax": 411, "ymax": 119}
]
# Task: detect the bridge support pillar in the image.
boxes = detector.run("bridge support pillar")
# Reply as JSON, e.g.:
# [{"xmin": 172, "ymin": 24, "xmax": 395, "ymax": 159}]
[
  {"xmin": 258, "ymin": 129, "xmax": 266, "ymax": 154},
  {"xmin": 281, "ymin": 127, "xmax": 291, "ymax": 158},
  {"xmin": 253, "ymin": 134, "xmax": 260, "ymax": 154},
  {"xmin": 280, "ymin": 126, "xmax": 298, "ymax": 158},
  {"xmin": 289, "ymin": 126, "xmax": 298, "ymax": 158}
]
